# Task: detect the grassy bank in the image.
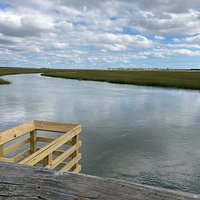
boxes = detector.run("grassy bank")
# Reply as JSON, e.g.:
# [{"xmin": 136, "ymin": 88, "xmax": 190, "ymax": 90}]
[
  {"xmin": 42, "ymin": 69, "xmax": 200, "ymax": 90},
  {"xmin": 0, "ymin": 68, "xmax": 40, "ymax": 84},
  {"xmin": 0, "ymin": 67, "xmax": 57, "ymax": 84},
  {"xmin": 1, "ymin": 67, "xmax": 200, "ymax": 90}
]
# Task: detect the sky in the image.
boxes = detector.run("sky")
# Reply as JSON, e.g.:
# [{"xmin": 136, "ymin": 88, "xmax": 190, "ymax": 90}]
[{"xmin": 0, "ymin": 0, "xmax": 200, "ymax": 69}]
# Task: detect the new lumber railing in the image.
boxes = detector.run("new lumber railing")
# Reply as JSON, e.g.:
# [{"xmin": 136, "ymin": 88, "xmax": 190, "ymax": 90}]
[{"xmin": 0, "ymin": 120, "xmax": 82, "ymax": 173}]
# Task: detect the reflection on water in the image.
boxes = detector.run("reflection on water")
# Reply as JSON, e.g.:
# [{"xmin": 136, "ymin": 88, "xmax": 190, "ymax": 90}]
[{"xmin": 1, "ymin": 74, "xmax": 200, "ymax": 194}]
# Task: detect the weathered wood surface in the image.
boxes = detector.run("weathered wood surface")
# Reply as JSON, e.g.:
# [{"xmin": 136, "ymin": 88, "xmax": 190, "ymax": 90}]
[{"xmin": 0, "ymin": 162, "xmax": 199, "ymax": 200}]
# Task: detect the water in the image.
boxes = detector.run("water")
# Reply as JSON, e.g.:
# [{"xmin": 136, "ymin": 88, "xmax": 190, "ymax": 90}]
[{"xmin": 1, "ymin": 74, "xmax": 200, "ymax": 194}]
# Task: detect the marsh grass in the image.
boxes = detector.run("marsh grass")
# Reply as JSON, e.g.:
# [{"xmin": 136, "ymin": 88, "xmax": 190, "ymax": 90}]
[
  {"xmin": 0, "ymin": 67, "xmax": 55, "ymax": 84},
  {"xmin": 42, "ymin": 69, "xmax": 200, "ymax": 90},
  {"xmin": 0, "ymin": 79, "xmax": 10, "ymax": 84},
  {"xmin": 1, "ymin": 67, "xmax": 200, "ymax": 90}
]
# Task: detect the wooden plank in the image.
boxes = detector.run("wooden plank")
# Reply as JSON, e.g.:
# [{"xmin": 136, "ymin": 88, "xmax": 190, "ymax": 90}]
[
  {"xmin": 34, "ymin": 120, "xmax": 79, "ymax": 133},
  {"xmin": 53, "ymin": 149, "xmax": 65, "ymax": 156},
  {"xmin": 0, "ymin": 157, "xmax": 14, "ymax": 163},
  {"xmin": 30, "ymin": 130, "xmax": 37, "ymax": 154},
  {"xmin": 60, "ymin": 153, "xmax": 81, "ymax": 172},
  {"xmin": 4, "ymin": 138, "xmax": 30, "ymax": 155},
  {"xmin": 37, "ymin": 160, "xmax": 67, "ymax": 167},
  {"xmin": 45, "ymin": 142, "xmax": 81, "ymax": 169},
  {"xmin": 37, "ymin": 136, "xmax": 55, "ymax": 143},
  {"xmin": 12, "ymin": 148, "xmax": 31, "ymax": 162},
  {"xmin": 37, "ymin": 136, "xmax": 72, "ymax": 145},
  {"xmin": 37, "ymin": 147, "xmax": 65, "ymax": 156},
  {"xmin": 1, "ymin": 162, "xmax": 198, "ymax": 200},
  {"xmin": 37, "ymin": 148, "xmax": 77, "ymax": 157},
  {"xmin": 19, "ymin": 125, "xmax": 81, "ymax": 166},
  {"xmin": 0, "ymin": 121, "xmax": 35, "ymax": 145}
]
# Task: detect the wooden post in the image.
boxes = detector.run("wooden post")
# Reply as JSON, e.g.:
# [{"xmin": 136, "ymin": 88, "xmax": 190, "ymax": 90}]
[
  {"xmin": 30, "ymin": 130, "xmax": 37, "ymax": 154},
  {"xmin": 71, "ymin": 134, "xmax": 80, "ymax": 172},
  {"xmin": 0, "ymin": 145, "xmax": 3, "ymax": 157},
  {"xmin": 43, "ymin": 153, "xmax": 52, "ymax": 167},
  {"xmin": 48, "ymin": 153, "xmax": 53, "ymax": 166}
]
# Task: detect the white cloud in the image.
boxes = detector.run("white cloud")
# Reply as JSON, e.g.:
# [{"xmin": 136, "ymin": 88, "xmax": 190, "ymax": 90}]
[
  {"xmin": 0, "ymin": 9, "xmax": 53, "ymax": 37},
  {"xmin": 154, "ymin": 36, "xmax": 165, "ymax": 40},
  {"xmin": 133, "ymin": 0, "xmax": 200, "ymax": 13},
  {"xmin": 167, "ymin": 43, "xmax": 200, "ymax": 49},
  {"xmin": 102, "ymin": 44, "xmax": 127, "ymax": 52},
  {"xmin": 0, "ymin": 0, "xmax": 200, "ymax": 68},
  {"xmin": 136, "ymin": 48, "xmax": 200, "ymax": 59},
  {"xmin": 51, "ymin": 42, "xmax": 69, "ymax": 50},
  {"xmin": 93, "ymin": 33, "xmax": 153, "ymax": 50},
  {"xmin": 173, "ymin": 34, "xmax": 200, "ymax": 43},
  {"xmin": 129, "ymin": 9, "xmax": 200, "ymax": 36}
]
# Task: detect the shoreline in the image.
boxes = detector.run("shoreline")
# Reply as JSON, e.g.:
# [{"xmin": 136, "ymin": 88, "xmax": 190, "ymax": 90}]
[
  {"xmin": 41, "ymin": 70, "xmax": 200, "ymax": 91},
  {"xmin": 0, "ymin": 67, "xmax": 53, "ymax": 85},
  {"xmin": 1, "ymin": 67, "xmax": 200, "ymax": 91}
]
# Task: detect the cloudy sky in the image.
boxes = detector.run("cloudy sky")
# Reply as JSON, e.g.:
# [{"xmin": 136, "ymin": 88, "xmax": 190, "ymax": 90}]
[{"xmin": 0, "ymin": 0, "xmax": 200, "ymax": 69}]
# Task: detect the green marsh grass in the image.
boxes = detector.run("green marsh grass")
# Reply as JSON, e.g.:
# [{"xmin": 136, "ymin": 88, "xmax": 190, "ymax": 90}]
[
  {"xmin": 1, "ymin": 67, "xmax": 200, "ymax": 90},
  {"xmin": 0, "ymin": 67, "xmax": 55, "ymax": 84},
  {"xmin": 42, "ymin": 69, "xmax": 200, "ymax": 90}
]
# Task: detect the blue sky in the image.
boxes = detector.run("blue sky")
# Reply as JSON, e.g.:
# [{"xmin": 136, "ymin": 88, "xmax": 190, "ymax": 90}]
[{"xmin": 0, "ymin": 0, "xmax": 200, "ymax": 69}]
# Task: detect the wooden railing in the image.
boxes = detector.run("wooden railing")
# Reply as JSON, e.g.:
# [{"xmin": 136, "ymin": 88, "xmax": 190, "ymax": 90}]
[
  {"xmin": 1, "ymin": 162, "xmax": 200, "ymax": 200},
  {"xmin": 0, "ymin": 120, "xmax": 82, "ymax": 173}
]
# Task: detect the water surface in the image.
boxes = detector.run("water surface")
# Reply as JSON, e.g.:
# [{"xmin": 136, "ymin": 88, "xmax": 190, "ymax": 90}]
[{"xmin": 1, "ymin": 74, "xmax": 200, "ymax": 194}]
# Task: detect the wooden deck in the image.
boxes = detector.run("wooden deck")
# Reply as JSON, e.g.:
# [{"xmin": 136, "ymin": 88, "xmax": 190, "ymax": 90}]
[
  {"xmin": 0, "ymin": 162, "xmax": 199, "ymax": 199},
  {"xmin": 0, "ymin": 120, "xmax": 82, "ymax": 173}
]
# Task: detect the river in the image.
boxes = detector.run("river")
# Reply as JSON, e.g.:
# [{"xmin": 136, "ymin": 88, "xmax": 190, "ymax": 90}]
[{"xmin": 1, "ymin": 74, "xmax": 200, "ymax": 194}]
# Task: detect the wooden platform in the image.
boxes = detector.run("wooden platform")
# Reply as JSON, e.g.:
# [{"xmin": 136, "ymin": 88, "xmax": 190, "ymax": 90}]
[
  {"xmin": 0, "ymin": 120, "xmax": 82, "ymax": 173},
  {"xmin": 0, "ymin": 162, "xmax": 199, "ymax": 200}
]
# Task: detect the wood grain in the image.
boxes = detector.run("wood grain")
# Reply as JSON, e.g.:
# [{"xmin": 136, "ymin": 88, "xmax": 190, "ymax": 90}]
[
  {"xmin": 0, "ymin": 162, "xmax": 199, "ymax": 200},
  {"xmin": 0, "ymin": 121, "xmax": 35, "ymax": 145}
]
